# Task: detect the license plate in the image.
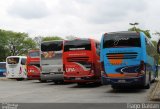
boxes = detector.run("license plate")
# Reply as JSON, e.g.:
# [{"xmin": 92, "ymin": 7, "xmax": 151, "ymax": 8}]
[
  {"xmin": 75, "ymin": 77, "xmax": 81, "ymax": 80},
  {"xmin": 118, "ymin": 80, "xmax": 126, "ymax": 83}
]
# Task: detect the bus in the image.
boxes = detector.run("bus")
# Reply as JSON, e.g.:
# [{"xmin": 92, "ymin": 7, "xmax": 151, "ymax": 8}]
[
  {"xmin": 27, "ymin": 50, "xmax": 40, "ymax": 80},
  {"xmin": 100, "ymin": 31, "xmax": 159, "ymax": 89},
  {"xmin": 0, "ymin": 62, "xmax": 6, "ymax": 77},
  {"xmin": 63, "ymin": 38, "xmax": 101, "ymax": 85},
  {"xmin": 6, "ymin": 56, "xmax": 27, "ymax": 81},
  {"xmin": 40, "ymin": 40, "xmax": 64, "ymax": 83}
]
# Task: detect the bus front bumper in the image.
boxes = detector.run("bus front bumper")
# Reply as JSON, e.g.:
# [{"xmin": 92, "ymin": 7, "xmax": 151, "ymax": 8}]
[
  {"xmin": 102, "ymin": 75, "xmax": 145, "ymax": 86},
  {"xmin": 40, "ymin": 72, "xmax": 64, "ymax": 81}
]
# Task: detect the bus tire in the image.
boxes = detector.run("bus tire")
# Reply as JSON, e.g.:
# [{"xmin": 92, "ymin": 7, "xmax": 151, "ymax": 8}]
[
  {"xmin": 151, "ymin": 78, "xmax": 155, "ymax": 83},
  {"xmin": 16, "ymin": 78, "xmax": 24, "ymax": 81},
  {"xmin": 111, "ymin": 85, "xmax": 117, "ymax": 89},
  {"xmin": 54, "ymin": 81, "xmax": 59, "ymax": 84},
  {"xmin": 39, "ymin": 79, "xmax": 47, "ymax": 83},
  {"xmin": 77, "ymin": 83, "xmax": 86, "ymax": 86},
  {"xmin": 144, "ymin": 82, "xmax": 150, "ymax": 89}
]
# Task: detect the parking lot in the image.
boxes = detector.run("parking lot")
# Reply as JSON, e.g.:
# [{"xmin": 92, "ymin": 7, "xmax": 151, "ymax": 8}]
[{"xmin": 0, "ymin": 78, "xmax": 158, "ymax": 103}]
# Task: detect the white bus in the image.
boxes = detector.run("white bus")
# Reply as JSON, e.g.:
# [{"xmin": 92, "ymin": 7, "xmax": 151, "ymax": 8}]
[{"xmin": 6, "ymin": 56, "xmax": 27, "ymax": 81}]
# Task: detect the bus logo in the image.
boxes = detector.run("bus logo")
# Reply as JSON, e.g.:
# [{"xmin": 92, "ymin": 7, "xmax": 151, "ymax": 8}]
[{"xmin": 66, "ymin": 68, "xmax": 75, "ymax": 72}]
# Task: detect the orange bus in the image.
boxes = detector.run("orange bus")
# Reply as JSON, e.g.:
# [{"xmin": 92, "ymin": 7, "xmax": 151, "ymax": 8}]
[
  {"xmin": 63, "ymin": 38, "xmax": 101, "ymax": 85},
  {"xmin": 27, "ymin": 50, "xmax": 40, "ymax": 80}
]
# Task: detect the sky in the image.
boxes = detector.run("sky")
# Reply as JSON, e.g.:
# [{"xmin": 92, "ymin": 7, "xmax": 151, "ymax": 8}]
[{"xmin": 0, "ymin": 0, "xmax": 160, "ymax": 40}]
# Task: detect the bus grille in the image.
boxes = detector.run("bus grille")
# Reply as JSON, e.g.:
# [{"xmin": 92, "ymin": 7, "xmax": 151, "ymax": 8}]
[
  {"xmin": 67, "ymin": 57, "xmax": 89, "ymax": 62},
  {"xmin": 106, "ymin": 52, "xmax": 138, "ymax": 59}
]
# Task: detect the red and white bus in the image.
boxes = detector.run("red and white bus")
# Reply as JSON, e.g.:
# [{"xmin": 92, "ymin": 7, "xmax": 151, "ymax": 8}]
[
  {"xmin": 63, "ymin": 38, "xmax": 101, "ymax": 85},
  {"xmin": 27, "ymin": 50, "xmax": 40, "ymax": 80}
]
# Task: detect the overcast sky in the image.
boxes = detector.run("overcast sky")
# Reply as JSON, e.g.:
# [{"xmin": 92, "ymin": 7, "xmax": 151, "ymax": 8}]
[{"xmin": 0, "ymin": 0, "xmax": 160, "ymax": 40}]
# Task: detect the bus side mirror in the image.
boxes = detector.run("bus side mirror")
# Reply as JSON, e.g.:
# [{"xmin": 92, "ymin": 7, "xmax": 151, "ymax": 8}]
[{"xmin": 157, "ymin": 40, "xmax": 160, "ymax": 54}]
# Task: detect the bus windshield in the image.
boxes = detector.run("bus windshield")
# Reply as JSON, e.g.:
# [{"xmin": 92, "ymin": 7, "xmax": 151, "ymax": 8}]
[
  {"xmin": 0, "ymin": 63, "xmax": 6, "ymax": 69},
  {"xmin": 41, "ymin": 41, "xmax": 63, "ymax": 52},
  {"xmin": 29, "ymin": 51, "xmax": 40, "ymax": 57},
  {"xmin": 103, "ymin": 33, "xmax": 141, "ymax": 48},
  {"xmin": 64, "ymin": 39, "xmax": 91, "ymax": 52},
  {"xmin": 7, "ymin": 58, "xmax": 19, "ymax": 64}
]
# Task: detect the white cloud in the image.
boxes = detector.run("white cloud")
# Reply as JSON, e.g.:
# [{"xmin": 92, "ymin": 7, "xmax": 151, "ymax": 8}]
[
  {"xmin": 7, "ymin": 0, "xmax": 50, "ymax": 19},
  {"xmin": 0, "ymin": 0, "xmax": 160, "ymax": 41}
]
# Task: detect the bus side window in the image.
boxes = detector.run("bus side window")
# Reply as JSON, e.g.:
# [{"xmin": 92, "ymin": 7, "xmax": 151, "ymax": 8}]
[
  {"xmin": 96, "ymin": 42, "xmax": 100, "ymax": 56},
  {"xmin": 21, "ymin": 58, "xmax": 26, "ymax": 65},
  {"xmin": 146, "ymin": 38, "xmax": 155, "ymax": 57}
]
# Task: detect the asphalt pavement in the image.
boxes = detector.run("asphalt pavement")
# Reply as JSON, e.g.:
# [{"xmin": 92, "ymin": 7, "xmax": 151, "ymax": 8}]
[{"xmin": 0, "ymin": 78, "xmax": 157, "ymax": 103}]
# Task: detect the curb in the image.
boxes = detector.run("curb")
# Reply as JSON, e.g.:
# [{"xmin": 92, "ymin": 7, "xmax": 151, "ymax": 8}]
[{"xmin": 150, "ymin": 79, "xmax": 160, "ymax": 101}]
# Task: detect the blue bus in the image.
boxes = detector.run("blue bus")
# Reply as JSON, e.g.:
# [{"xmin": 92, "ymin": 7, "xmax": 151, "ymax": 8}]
[
  {"xmin": 100, "ymin": 31, "xmax": 159, "ymax": 89},
  {"xmin": 0, "ymin": 62, "xmax": 6, "ymax": 77}
]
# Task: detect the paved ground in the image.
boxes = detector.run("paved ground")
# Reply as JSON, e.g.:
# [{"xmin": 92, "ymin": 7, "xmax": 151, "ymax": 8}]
[
  {"xmin": 0, "ymin": 78, "xmax": 158, "ymax": 103},
  {"xmin": 150, "ymin": 79, "xmax": 160, "ymax": 101}
]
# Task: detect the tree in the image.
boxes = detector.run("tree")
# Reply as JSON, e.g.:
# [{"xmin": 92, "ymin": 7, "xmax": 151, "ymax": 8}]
[
  {"xmin": 0, "ymin": 29, "xmax": 37, "ymax": 61},
  {"xmin": 6, "ymin": 31, "xmax": 36, "ymax": 56},
  {"xmin": 0, "ymin": 29, "xmax": 9, "ymax": 61},
  {"xmin": 42, "ymin": 36, "xmax": 63, "ymax": 41},
  {"xmin": 128, "ymin": 27, "xmax": 151, "ymax": 38}
]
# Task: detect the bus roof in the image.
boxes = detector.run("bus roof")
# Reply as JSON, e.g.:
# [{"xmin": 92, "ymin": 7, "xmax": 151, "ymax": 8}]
[
  {"xmin": 41, "ymin": 40, "xmax": 64, "ymax": 44},
  {"xmin": 104, "ymin": 31, "xmax": 139, "ymax": 36},
  {"xmin": 65, "ymin": 38, "xmax": 99, "ymax": 42},
  {"xmin": 7, "ymin": 56, "xmax": 27, "ymax": 59}
]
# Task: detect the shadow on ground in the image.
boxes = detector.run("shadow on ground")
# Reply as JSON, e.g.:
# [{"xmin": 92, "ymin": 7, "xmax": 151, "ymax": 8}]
[
  {"xmin": 105, "ymin": 85, "xmax": 148, "ymax": 94},
  {"xmin": 69, "ymin": 83, "xmax": 102, "ymax": 88}
]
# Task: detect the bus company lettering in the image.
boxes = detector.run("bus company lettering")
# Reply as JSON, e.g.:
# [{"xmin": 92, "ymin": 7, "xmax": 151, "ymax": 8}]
[
  {"xmin": 66, "ymin": 68, "xmax": 75, "ymax": 72},
  {"xmin": 114, "ymin": 37, "xmax": 129, "ymax": 45}
]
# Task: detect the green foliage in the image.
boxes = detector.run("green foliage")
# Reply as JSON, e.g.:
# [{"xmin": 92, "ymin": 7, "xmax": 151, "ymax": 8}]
[
  {"xmin": 153, "ymin": 33, "xmax": 160, "ymax": 64},
  {"xmin": 152, "ymin": 41, "xmax": 157, "ymax": 48},
  {"xmin": 42, "ymin": 36, "xmax": 63, "ymax": 41},
  {"xmin": 0, "ymin": 29, "xmax": 36, "ymax": 61},
  {"xmin": 128, "ymin": 27, "xmax": 151, "ymax": 38},
  {"xmin": 0, "ymin": 29, "xmax": 9, "ymax": 61}
]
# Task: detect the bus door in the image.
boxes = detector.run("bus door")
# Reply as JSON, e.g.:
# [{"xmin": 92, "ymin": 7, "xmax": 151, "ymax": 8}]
[{"xmin": 21, "ymin": 58, "xmax": 27, "ymax": 78}]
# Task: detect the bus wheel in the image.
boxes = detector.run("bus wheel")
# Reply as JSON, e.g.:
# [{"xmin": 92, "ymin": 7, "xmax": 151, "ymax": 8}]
[
  {"xmin": 77, "ymin": 83, "xmax": 86, "ymax": 86},
  {"xmin": 54, "ymin": 81, "xmax": 59, "ymax": 84},
  {"xmin": 16, "ymin": 78, "xmax": 24, "ymax": 81},
  {"xmin": 111, "ymin": 85, "xmax": 118, "ymax": 89},
  {"xmin": 144, "ymin": 82, "xmax": 150, "ymax": 89},
  {"xmin": 151, "ymin": 78, "xmax": 155, "ymax": 83},
  {"xmin": 39, "ymin": 79, "xmax": 47, "ymax": 83}
]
